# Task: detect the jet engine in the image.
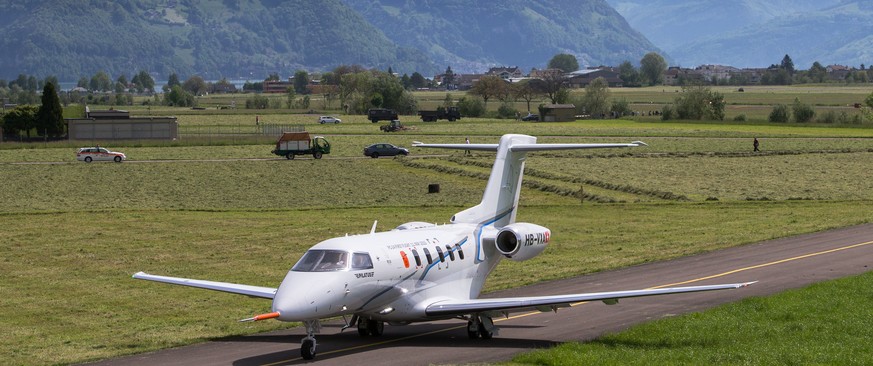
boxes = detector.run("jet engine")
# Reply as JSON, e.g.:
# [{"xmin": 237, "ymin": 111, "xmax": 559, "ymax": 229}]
[{"xmin": 494, "ymin": 223, "xmax": 550, "ymax": 261}]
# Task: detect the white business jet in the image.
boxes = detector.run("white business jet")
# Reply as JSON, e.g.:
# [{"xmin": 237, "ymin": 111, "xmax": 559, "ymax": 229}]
[{"xmin": 134, "ymin": 134, "xmax": 753, "ymax": 360}]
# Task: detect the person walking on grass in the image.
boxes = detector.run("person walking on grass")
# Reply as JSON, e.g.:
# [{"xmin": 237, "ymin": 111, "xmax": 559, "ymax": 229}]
[{"xmin": 753, "ymin": 137, "xmax": 760, "ymax": 152}]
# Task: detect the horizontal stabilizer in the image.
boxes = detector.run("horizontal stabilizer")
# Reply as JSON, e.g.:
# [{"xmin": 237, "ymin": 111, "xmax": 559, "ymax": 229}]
[{"xmin": 133, "ymin": 272, "xmax": 277, "ymax": 299}]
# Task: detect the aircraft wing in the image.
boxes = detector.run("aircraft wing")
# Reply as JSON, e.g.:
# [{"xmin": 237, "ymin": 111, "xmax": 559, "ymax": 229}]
[
  {"xmin": 133, "ymin": 272, "xmax": 277, "ymax": 299},
  {"xmin": 425, "ymin": 282, "xmax": 755, "ymax": 317}
]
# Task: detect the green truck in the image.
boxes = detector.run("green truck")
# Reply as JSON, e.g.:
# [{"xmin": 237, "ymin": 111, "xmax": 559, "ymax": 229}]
[{"xmin": 271, "ymin": 132, "xmax": 331, "ymax": 159}]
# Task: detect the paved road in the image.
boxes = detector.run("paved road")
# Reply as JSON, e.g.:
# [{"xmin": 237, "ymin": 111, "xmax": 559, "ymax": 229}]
[{"xmin": 84, "ymin": 224, "xmax": 873, "ymax": 366}]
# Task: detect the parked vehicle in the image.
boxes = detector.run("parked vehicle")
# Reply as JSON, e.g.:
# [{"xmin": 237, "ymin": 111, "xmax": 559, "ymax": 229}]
[
  {"xmin": 318, "ymin": 116, "xmax": 341, "ymax": 124},
  {"xmin": 418, "ymin": 106, "xmax": 461, "ymax": 122},
  {"xmin": 271, "ymin": 132, "xmax": 331, "ymax": 160},
  {"xmin": 367, "ymin": 108, "xmax": 398, "ymax": 123},
  {"xmin": 363, "ymin": 143, "xmax": 408, "ymax": 158},
  {"xmin": 379, "ymin": 120, "xmax": 407, "ymax": 132},
  {"xmin": 76, "ymin": 146, "xmax": 126, "ymax": 163},
  {"xmin": 521, "ymin": 113, "xmax": 540, "ymax": 121}
]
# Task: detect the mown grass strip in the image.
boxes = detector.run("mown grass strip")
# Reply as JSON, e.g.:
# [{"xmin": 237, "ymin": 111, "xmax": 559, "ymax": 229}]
[{"xmin": 507, "ymin": 271, "xmax": 873, "ymax": 366}]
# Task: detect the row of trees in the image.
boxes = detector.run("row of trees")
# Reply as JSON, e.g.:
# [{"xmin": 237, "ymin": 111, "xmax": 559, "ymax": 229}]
[{"xmin": 1, "ymin": 83, "xmax": 65, "ymax": 139}]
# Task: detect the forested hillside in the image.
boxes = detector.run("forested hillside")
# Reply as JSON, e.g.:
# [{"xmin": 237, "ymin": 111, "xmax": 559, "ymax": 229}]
[
  {"xmin": 0, "ymin": 0, "xmax": 660, "ymax": 81},
  {"xmin": 608, "ymin": 0, "xmax": 870, "ymax": 68},
  {"xmin": 345, "ymin": 0, "xmax": 661, "ymax": 72},
  {"xmin": 0, "ymin": 0, "xmax": 434, "ymax": 81}
]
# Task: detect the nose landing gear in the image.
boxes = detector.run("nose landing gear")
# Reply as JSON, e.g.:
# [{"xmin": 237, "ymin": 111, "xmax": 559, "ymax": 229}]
[{"xmin": 300, "ymin": 320, "xmax": 321, "ymax": 360}]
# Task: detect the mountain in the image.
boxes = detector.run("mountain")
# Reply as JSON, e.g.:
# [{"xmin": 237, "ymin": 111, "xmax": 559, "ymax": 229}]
[
  {"xmin": 344, "ymin": 0, "xmax": 662, "ymax": 73},
  {"xmin": 607, "ymin": 0, "xmax": 871, "ymax": 69},
  {"xmin": 0, "ymin": 0, "xmax": 661, "ymax": 81},
  {"xmin": 0, "ymin": 0, "xmax": 435, "ymax": 81}
]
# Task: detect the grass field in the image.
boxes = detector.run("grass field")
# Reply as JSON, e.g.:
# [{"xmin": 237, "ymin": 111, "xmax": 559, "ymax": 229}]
[
  {"xmin": 507, "ymin": 271, "xmax": 873, "ymax": 366},
  {"xmin": 3, "ymin": 86, "xmax": 873, "ymax": 365}
]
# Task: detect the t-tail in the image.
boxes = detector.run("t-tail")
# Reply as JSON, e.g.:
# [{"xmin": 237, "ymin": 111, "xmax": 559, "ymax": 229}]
[{"xmin": 413, "ymin": 134, "xmax": 647, "ymax": 228}]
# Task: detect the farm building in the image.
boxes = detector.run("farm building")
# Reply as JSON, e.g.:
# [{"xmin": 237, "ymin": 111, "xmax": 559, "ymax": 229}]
[
  {"xmin": 540, "ymin": 104, "xmax": 576, "ymax": 122},
  {"xmin": 66, "ymin": 109, "xmax": 178, "ymax": 140}
]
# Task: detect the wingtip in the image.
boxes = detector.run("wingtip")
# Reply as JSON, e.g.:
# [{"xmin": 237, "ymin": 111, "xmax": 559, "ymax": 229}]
[{"xmin": 631, "ymin": 140, "xmax": 648, "ymax": 147}]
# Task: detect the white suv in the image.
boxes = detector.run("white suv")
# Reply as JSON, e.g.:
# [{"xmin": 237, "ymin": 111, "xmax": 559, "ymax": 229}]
[
  {"xmin": 318, "ymin": 116, "xmax": 341, "ymax": 124},
  {"xmin": 76, "ymin": 147, "xmax": 126, "ymax": 162}
]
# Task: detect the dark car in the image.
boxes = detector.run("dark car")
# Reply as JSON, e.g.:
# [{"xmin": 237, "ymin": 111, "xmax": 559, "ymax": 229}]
[
  {"xmin": 363, "ymin": 143, "xmax": 409, "ymax": 158},
  {"xmin": 521, "ymin": 113, "xmax": 540, "ymax": 121}
]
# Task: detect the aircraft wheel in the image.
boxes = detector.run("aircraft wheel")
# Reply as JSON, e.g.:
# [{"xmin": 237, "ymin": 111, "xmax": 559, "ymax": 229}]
[
  {"xmin": 478, "ymin": 322, "xmax": 493, "ymax": 340},
  {"xmin": 357, "ymin": 317, "xmax": 368, "ymax": 336},
  {"xmin": 301, "ymin": 339, "xmax": 316, "ymax": 360},
  {"xmin": 466, "ymin": 320, "xmax": 479, "ymax": 339},
  {"xmin": 368, "ymin": 319, "xmax": 384, "ymax": 336}
]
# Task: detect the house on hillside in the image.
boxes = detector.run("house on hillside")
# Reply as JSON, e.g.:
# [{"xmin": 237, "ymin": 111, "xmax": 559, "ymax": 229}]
[
  {"xmin": 455, "ymin": 74, "xmax": 484, "ymax": 90},
  {"xmin": 487, "ymin": 66, "xmax": 523, "ymax": 80}
]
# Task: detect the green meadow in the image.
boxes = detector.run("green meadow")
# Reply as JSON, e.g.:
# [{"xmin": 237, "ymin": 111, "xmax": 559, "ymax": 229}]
[{"xmin": 2, "ymin": 85, "xmax": 873, "ymax": 365}]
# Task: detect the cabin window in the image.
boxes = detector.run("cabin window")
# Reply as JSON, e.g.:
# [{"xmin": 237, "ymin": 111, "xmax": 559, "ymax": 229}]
[
  {"xmin": 351, "ymin": 252, "xmax": 374, "ymax": 270},
  {"xmin": 445, "ymin": 245, "xmax": 455, "ymax": 261},
  {"xmin": 411, "ymin": 249, "xmax": 422, "ymax": 267},
  {"xmin": 423, "ymin": 248, "xmax": 433, "ymax": 264},
  {"xmin": 455, "ymin": 244, "xmax": 464, "ymax": 260},
  {"xmin": 292, "ymin": 250, "xmax": 349, "ymax": 272},
  {"xmin": 435, "ymin": 246, "xmax": 445, "ymax": 262}
]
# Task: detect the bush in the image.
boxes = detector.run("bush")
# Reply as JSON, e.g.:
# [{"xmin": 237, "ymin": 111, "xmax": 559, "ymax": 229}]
[
  {"xmin": 661, "ymin": 104, "xmax": 674, "ymax": 120},
  {"xmin": 457, "ymin": 97, "xmax": 485, "ymax": 117},
  {"xmin": 733, "ymin": 114, "xmax": 746, "ymax": 122},
  {"xmin": 817, "ymin": 111, "xmax": 836, "ymax": 124},
  {"xmin": 769, "ymin": 104, "xmax": 790, "ymax": 122},
  {"xmin": 611, "ymin": 98, "xmax": 631, "ymax": 117},
  {"xmin": 497, "ymin": 102, "xmax": 518, "ymax": 119},
  {"xmin": 792, "ymin": 98, "xmax": 815, "ymax": 123},
  {"xmin": 245, "ymin": 94, "xmax": 269, "ymax": 109}
]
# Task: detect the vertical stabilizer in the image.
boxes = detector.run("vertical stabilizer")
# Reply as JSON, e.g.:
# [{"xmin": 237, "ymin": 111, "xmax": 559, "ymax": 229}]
[{"xmin": 451, "ymin": 134, "xmax": 534, "ymax": 227}]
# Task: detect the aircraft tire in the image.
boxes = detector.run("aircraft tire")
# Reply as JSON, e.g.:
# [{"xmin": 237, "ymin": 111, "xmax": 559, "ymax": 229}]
[{"xmin": 301, "ymin": 339, "xmax": 316, "ymax": 360}]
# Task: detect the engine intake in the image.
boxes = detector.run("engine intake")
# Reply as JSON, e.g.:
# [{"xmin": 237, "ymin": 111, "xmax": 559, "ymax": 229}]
[{"xmin": 495, "ymin": 223, "xmax": 550, "ymax": 261}]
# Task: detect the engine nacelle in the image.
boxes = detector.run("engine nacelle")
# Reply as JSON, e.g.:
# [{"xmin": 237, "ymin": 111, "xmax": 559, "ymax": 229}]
[{"xmin": 495, "ymin": 223, "xmax": 551, "ymax": 261}]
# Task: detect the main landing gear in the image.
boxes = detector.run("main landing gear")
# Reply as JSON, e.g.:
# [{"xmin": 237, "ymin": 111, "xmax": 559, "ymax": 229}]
[
  {"xmin": 467, "ymin": 314, "xmax": 496, "ymax": 339},
  {"xmin": 356, "ymin": 316, "xmax": 384, "ymax": 336}
]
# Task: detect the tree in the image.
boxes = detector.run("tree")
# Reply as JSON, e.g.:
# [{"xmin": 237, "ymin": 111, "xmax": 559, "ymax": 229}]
[
  {"xmin": 164, "ymin": 73, "xmax": 181, "ymax": 92},
  {"xmin": 531, "ymin": 70, "xmax": 567, "ymax": 104},
  {"xmin": 618, "ymin": 61, "xmax": 641, "ymax": 87},
  {"xmin": 90, "ymin": 71, "xmax": 112, "ymax": 92},
  {"xmin": 410, "ymin": 72, "xmax": 427, "ymax": 89},
  {"xmin": 640, "ymin": 52, "xmax": 667, "ymax": 86},
  {"xmin": 164, "ymin": 85, "xmax": 195, "ymax": 107},
  {"xmin": 769, "ymin": 104, "xmax": 790, "ymax": 122},
  {"xmin": 780, "ymin": 54, "xmax": 795, "ymax": 75},
  {"xmin": 792, "ymin": 98, "xmax": 815, "ymax": 122},
  {"xmin": 442, "ymin": 66, "xmax": 455, "ymax": 88},
  {"xmin": 469, "ymin": 75, "xmax": 507, "ymax": 108},
  {"xmin": 36, "ymin": 83, "xmax": 65, "ymax": 137},
  {"xmin": 2, "ymin": 105, "xmax": 38, "ymax": 138},
  {"xmin": 673, "ymin": 83, "xmax": 725, "ymax": 120},
  {"xmin": 182, "ymin": 76, "xmax": 207, "ymax": 95},
  {"xmin": 579, "ymin": 77, "xmax": 610, "ymax": 118},
  {"xmin": 548, "ymin": 53, "xmax": 579, "ymax": 73},
  {"xmin": 512, "ymin": 80, "xmax": 541, "ymax": 112},
  {"xmin": 293, "ymin": 70, "xmax": 310, "ymax": 94},
  {"xmin": 131, "ymin": 70, "xmax": 155, "ymax": 93},
  {"xmin": 865, "ymin": 90, "xmax": 873, "ymax": 109},
  {"xmin": 808, "ymin": 62, "xmax": 827, "ymax": 83}
]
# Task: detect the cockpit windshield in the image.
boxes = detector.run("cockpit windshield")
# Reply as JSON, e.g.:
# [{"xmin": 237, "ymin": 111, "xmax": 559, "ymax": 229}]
[
  {"xmin": 292, "ymin": 250, "xmax": 349, "ymax": 272},
  {"xmin": 292, "ymin": 250, "xmax": 374, "ymax": 272}
]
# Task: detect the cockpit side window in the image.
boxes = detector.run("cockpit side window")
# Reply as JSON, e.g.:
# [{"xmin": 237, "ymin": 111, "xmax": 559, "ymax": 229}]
[
  {"xmin": 292, "ymin": 250, "xmax": 349, "ymax": 272},
  {"xmin": 351, "ymin": 252, "xmax": 373, "ymax": 270}
]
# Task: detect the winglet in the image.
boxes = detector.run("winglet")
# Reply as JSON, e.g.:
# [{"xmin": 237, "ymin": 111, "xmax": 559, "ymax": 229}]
[{"xmin": 370, "ymin": 220, "xmax": 378, "ymax": 234}]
